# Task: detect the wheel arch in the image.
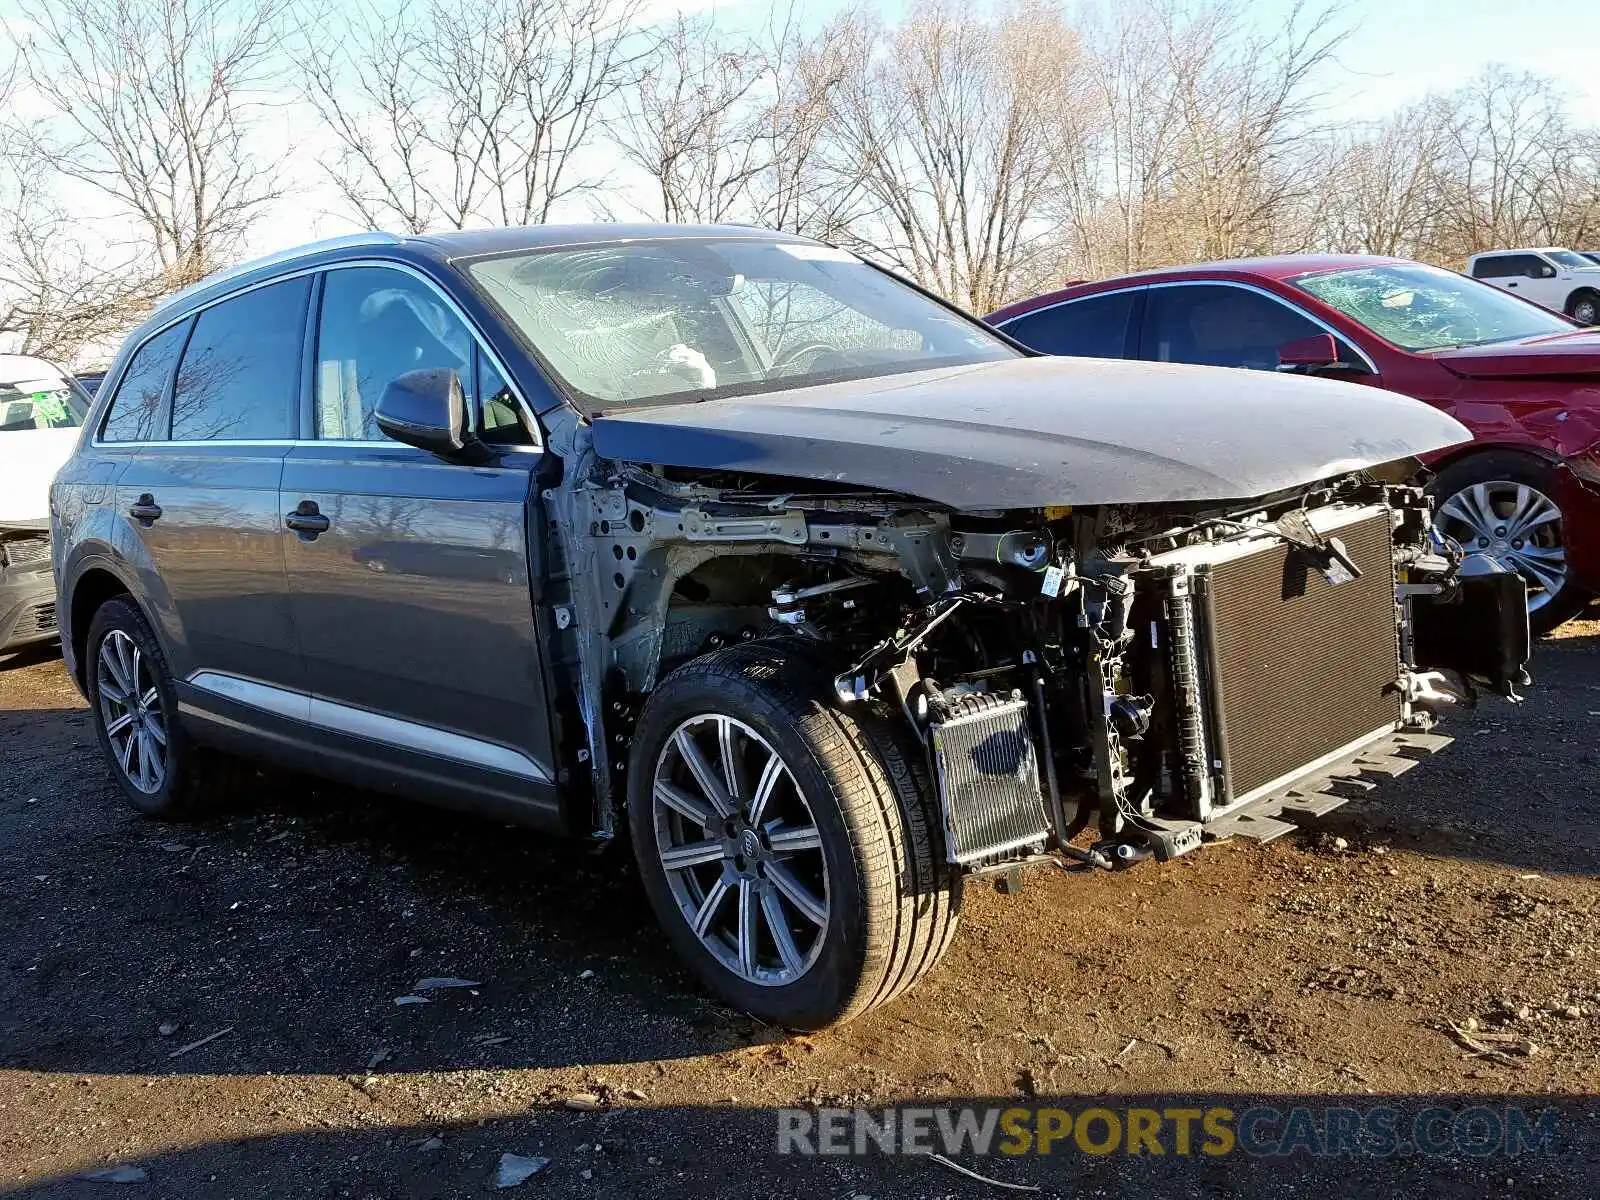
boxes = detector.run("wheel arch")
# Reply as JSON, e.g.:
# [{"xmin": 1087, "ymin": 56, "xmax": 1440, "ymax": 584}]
[
  {"xmin": 1423, "ymin": 440, "xmax": 1561, "ymax": 483},
  {"xmin": 1565, "ymin": 285, "xmax": 1600, "ymax": 316},
  {"xmin": 64, "ymin": 561, "xmax": 139, "ymax": 690}
]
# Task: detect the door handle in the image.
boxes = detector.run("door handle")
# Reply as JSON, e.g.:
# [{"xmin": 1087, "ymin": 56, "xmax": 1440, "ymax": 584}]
[
  {"xmin": 128, "ymin": 494, "xmax": 162, "ymax": 524},
  {"xmin": 1507, "ymin": 281, "xmax": 1519, "ymax": 288},
  {"xmin": 285, "ymin": 500, "xmax": 331, "ymax": 536}
]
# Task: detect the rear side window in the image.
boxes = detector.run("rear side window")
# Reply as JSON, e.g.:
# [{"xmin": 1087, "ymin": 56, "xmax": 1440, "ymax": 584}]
[
  {"xmin": 1000, "ymin": 292, "xmax": 1137, "ymax": 358},
  {"xmin": 315, "ymin": 267, "xmax": 472, "ymax": 441},
  {"xmin": 171, "ymin": 278, "xmax": 309, "ymax": 441},
  {"xmin": 1474, "ymin": 254, "xmax": 1545, "ymax": 279},
  {"xmin": 100, "ymin": 322, "xmax": 189, "ymax": 442}
]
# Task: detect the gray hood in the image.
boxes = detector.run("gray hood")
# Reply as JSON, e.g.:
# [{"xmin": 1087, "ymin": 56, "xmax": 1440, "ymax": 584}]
[{"xmin": 589, "ymin": 356, "xmax": 1470, "ymax": 509}]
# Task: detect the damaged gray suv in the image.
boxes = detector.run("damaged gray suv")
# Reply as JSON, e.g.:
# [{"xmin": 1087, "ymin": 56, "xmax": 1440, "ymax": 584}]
[{"xmin": 53, "ymin": 225, "xmax": 1531, "ymax": 1028}]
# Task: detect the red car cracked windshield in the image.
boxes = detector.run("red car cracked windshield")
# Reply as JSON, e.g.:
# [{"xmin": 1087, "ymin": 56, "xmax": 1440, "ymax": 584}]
[{"xmin": 990, "ymin": 256, "xmax": 1600, "ymax": 633}]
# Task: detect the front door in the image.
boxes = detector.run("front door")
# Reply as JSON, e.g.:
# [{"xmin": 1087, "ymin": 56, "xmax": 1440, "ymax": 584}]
[
  {"xmin": 104, "ymin": 279, "xmax": 308, "ymax": 696},
  {"xmin": 279, "ymin": 264, "xmax": 558, "ymax": 817}
]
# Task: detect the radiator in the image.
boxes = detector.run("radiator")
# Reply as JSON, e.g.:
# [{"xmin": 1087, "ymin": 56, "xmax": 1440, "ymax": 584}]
[{"xmin": 1151, "ymin": 504, "xmax": 1404, "ymax": 814}]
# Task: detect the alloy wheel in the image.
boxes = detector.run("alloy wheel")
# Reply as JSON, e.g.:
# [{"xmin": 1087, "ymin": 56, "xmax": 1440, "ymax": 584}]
[
  {"xmin": 651, "ymin": 714, "xmax": 829, "ymax": 986},
  {"xmin": 97, "ymin": 629, "xmax": 168, "ymax": 794},
  {"xmin": 1436, "ymin": 479, "xmax": 1567, "ymax": 614}
]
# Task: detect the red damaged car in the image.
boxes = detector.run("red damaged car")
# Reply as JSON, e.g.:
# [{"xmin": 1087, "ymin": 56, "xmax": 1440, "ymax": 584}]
[{"xmin": 990, "ymin": 256, "xmax": 1600, "ymax": 632}]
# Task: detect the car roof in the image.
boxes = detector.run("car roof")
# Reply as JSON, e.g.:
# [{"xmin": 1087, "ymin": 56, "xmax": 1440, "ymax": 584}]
[
  {"xmin": 0, "ymin": 353, "xmax": 70, "ymax": 382},
  {"xmin": 129, "ymin": 222, "xmax": 821, "ymax": 350},
  {"xmin": 1468, "ymin": 247, "xmax": 1575, "ymax": 257},
  {"xmin": 987, "ymin": 254, "xmax": 1408, "ymax": 322}
]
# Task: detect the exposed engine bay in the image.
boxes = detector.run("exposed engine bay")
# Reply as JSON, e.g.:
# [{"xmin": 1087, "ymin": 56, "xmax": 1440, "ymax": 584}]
[{"xmin": 545, "ymin": 452, "xmax": 1531, "ymax": 873}]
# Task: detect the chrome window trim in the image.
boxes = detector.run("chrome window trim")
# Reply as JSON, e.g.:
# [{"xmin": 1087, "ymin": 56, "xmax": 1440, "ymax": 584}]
[
  {"xmin": 85, "ymin": 437, "xmax": 541, "ymax": 457},
  {"xmin": 186, "ymin": 670, "xmax": 552, "ymax": 783},
  {"xmin": 92, "ymin": 258, "xmax": 543, "ymax": 453},
  {"xmin": 998, "ymin": 278, "xmax": 1380, "ymax": 375}
]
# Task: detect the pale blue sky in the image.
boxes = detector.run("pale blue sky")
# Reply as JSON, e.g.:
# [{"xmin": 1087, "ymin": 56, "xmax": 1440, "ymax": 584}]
[{"xmin": 1252, "ymin": 0, "xmax": 1600, "ymax": 121}]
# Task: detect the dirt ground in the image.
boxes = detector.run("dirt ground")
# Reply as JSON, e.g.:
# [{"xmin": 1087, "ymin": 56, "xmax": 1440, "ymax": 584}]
[{"xmin": 2, "ymin": 620, "xmax": 1597, "ymax": 1198}]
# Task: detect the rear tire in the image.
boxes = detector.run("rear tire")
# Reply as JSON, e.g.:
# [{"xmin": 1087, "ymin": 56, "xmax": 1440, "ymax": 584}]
[
  {"xmin": 1430, "ymin": 451, "xmax": 1592, "ymax": 635},
  {"xmin": 627, "ymin": 642, "xmax": 962, "ymax": 1029},
  {"xmin": 85, "ymin": 597, "xmax": 230, "ymax": 820}
]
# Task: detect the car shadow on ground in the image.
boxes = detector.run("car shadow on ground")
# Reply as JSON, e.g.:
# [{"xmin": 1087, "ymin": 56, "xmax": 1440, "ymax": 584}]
[
  {"xmin": 1322, "ymin": 621, "xmax": 1600, "ymax": 876},
  {"xmin": 10, "ymin": 1091, "xmax": 1595, "ymax": 1198},
  {"xmin": 1, "ymin": 630, "xmax": 1595, "ymax": 1085},
  {"xmin": 0, "ymin": 641, "xmax": 62, "ymax": 672},
  {"xmin": 2, "ymin": 738, "xmax": 764, "ymax": 1078}
]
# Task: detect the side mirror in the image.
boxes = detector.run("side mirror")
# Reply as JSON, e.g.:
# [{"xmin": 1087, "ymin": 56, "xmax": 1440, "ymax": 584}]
[
  {"xmin": 1533, "ymin": 264, "xmax": 1557, "ymax": 279},
  {"xmin": 1277, "ymin": 333, "xmax": 1344, "ymax": 373},
  {"xmin": 375, "ymin": 368, "xmax": 486, "ymax": 460}
]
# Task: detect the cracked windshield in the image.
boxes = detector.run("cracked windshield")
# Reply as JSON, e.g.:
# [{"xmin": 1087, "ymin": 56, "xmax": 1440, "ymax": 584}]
[
  {"xmin": 467, "ymin": 238, "xmax": 1014, "ymax": 411},
  {"xmin": 1293, "ymin": 262, "xmax": 1575, "ymax": 351}
]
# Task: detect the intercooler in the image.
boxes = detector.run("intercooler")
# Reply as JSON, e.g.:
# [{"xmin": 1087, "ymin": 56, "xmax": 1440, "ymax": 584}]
[
  {"xmin": 1146, "ymin": 504, "xmax": 1404, "ymax": 816},
  {"xmin": 929, "ymin": 693, "xmax": 1053, "ymax": 864}
]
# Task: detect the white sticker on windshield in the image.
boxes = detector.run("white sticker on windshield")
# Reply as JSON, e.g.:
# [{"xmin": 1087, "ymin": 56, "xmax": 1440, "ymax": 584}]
[{"xmin": 776, "ymin": 243, "xmax": 859, "ymax": 263}]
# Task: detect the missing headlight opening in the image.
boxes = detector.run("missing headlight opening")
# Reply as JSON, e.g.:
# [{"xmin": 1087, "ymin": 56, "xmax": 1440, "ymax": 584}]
[{"xmin": 557, "ymin": 461, "xmax": 1530, "ymax": 877}]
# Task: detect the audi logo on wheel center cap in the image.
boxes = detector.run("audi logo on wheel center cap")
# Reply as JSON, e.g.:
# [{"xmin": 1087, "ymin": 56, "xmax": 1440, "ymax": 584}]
[{"xmin": 739, "ymin": 828, "xmax": 762, "ymax": 860}]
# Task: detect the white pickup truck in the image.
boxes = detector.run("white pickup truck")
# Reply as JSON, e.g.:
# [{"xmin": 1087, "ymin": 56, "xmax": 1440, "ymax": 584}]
[{"xmin": 1466, "ymin": 247, "xmax": 1600, "ymax": 324}]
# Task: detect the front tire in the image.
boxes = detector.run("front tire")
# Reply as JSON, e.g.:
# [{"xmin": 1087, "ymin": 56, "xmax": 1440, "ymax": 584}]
[
  {"xmin": 1430, "ymin": 451, "xmax": 1591, "ymax": 635},
  {"xmin": 1567, "ymin": 290, "xmax": 1600, "ymax": 326},
  {"xmin": 628, "ymin": 643, "xmax": 961, "ymax": 1029}
]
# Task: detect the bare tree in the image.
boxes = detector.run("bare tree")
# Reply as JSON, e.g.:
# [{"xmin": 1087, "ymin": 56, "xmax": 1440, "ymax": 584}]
[
  {"xmin": 1311, "ymin": 101, "xmax": 1451, "ymax": 257},
  {"xmin": 0, "ymin": 61, "xmax": 159, "ymax": 363},
  {"xmin": 616, "ymin": 15, "xmax": 769, "ymax": 224},
  {"xmin": 15, "ymin": 0, "xmax": 291, "ymax": 286},
  {"xmin": 1048, "ymin": 0, "xmax": 1189, "ymax": 277},
  {"xmin": 1160, "ymin": 1, "xmax": 1345, "ymax": 260},
  {"xmin": 304, "ymin": 0, "xmax": 646, "ymax": 232},
  {"xmin": 822, "ymin": 0, "xmax": 1081, "ymax": 312},
  {"xmin": 1426, "ymin": 67, "xmax": 1600, "ymax": 259}
]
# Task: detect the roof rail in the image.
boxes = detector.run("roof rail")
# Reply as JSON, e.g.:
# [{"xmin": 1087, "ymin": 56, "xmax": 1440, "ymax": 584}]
[{"xmin": 152, "ymin": 232, "xmax": 405, "ymax": 314}]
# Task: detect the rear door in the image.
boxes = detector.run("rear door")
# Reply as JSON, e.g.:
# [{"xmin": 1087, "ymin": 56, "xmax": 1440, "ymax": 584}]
[
  {"xmin": 106, "ymin": 278, "xmax": 308, "ymax": 694},
  {"xmin": 278, "ymin": 263, "xmax": 559, "ymax": 818}
]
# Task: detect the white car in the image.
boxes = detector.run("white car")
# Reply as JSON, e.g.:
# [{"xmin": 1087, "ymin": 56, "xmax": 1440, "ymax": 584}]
[
  {"xmin": 1, "ymin": 354, "xmax": 90, "ymax": 651},
  {"xmin": 1466, "ymin": 247, "xmax": 1600, "ymax": 324}
]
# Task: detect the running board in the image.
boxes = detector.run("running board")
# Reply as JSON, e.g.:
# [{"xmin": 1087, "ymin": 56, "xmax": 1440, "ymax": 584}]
[{"xmin": 1201, "ymin": 729, "xmax": 1454, "ymax": 844}]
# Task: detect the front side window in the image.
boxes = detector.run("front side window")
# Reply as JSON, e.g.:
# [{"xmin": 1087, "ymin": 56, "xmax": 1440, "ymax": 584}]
[
  {"xmin": 1141, "ymin": 285, "xmax": 1339, "ymax": 371},
  {"xmin": 100, "ymin": 322, "xmax": 190, "ymax": 443},
  {"xmin": 1000, "ymin": 291, "xmax": 1138, "ymax": 358},
  {"xmin": 1293, "ymin": 263, "xmax": 1573, "ymax": 352},
  {"xmin": 0, "ymin": 361, "xmax": 90, "ymax": 432},
  {"xmin": 316, "ymin": 267, "xmax": 472, "ymax": 441},
  {"xmin": 465, "ymin": 238, "xmax": 1015, "ymax": 412},
  {"xmin": 171, "ymin": 278, "xmax": 308, "ymax": 441}
]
